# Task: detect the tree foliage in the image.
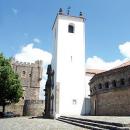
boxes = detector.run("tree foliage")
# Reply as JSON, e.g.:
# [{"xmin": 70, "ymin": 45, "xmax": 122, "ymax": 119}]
[{"xmin": 0, "ymin": 53, "xmax": 23, "ymax": 112}]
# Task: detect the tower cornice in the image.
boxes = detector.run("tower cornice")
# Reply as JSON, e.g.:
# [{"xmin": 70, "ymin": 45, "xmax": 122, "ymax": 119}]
[{"xmin": 52, "ymin": 13, "xmax": 85, "ymax": 30}]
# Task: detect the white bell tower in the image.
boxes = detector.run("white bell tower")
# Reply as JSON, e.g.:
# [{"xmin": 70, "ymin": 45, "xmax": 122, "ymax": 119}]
[{"xmin": 51, "ymin": 9, "xmax": 86, "ymax": 118}]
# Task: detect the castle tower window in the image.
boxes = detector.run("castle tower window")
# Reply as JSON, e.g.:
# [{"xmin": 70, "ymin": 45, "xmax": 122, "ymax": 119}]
[
  {"xmin": 120, "ymin": 78, "xmax": 125, "ymax": 86},
  {"xmin": 68, "ymin": 24, "xmax": 74, "ymax": 33},
  {"xmin": 112, "ymin": 80, "xmax": 117, "ymax": 87},
  {"xmin": 98, "ymin": 83, "xmax": 102, "ymax": 89},
  {"xmin": 21, "ymin": 71, "xmax": 26, "ymax": 78},
  {"xmin": 105, "ymin": 82, "xmax": 109, "ymax": 88}
]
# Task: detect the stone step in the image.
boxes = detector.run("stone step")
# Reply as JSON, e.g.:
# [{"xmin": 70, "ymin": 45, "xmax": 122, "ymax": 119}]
[
  {"xmin": 57, "ymin": 118, "xmax": 107, "ymax": 130},
  {"xmin": 58, "ymin": 117, "xmax": 116, "ymax": 130},
  {"xmin": 61, "ymin": 116, "xmax": 123, "ymax": 127},
  {"xmin": 57, "ymin": 116, "xmax": 130, "ymax": 130}
]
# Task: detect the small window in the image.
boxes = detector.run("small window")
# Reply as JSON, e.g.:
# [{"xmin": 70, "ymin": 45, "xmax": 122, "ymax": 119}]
[
  {"xmin": 120, "ymin": 78, "xmax": 125, "ymax": 85},
  {"xmin": 98, "ymin": 83, "xmax": 102, "ymax": 89},
  {"xmin": 105, "ymin": 82, "xmax": 109, "ymax": 88},
  {"xmin": 71, "ymin": 56, "xmax": 72, "ymax": 62},
  {"xmin": 72, "ymin": 99, "xmax": 77, "ymax": 105},
  {"xmin": 68, "ymin": 25, "xmax": 74, "ymax": 33},
  {"xmin": 21, "ymin": 71, "xmax": 26, "ymax": 78},
  {"xmin": 112, "ymin": 80, "xmax": 117, "ymax": 87}
]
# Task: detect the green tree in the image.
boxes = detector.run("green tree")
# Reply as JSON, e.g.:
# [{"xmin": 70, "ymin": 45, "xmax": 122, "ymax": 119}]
[{"xmin": 0, "ymin": 53, "xmax": 23, "ymax": 112}]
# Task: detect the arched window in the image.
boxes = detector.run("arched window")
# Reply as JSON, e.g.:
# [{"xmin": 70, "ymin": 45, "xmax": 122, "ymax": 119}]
[
  {"xmin": 105, "ymin": 82, "xmax": 109, "ymax": 88},
  {"xmin": 120, "ymin": 78, "xmax": 125, "ymax": 86},
  {"xmin": 112, "ymin": 80, "xmax": 117, "ymax": 87},
  {"xmin": 68, "ymin": 24, "xmax": 74, "ymax": 33},
  {"xmin": 21, "ymin": 71, "xmax": 26, "ymax": 78},
  {"xmin": 98, "ymin": 83, "xmax": 102, "ymax": 89}
]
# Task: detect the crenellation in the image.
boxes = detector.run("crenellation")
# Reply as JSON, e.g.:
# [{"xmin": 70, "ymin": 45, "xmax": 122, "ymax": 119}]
[{"xmin": 12, "ymin": 60, "xmax": 43, "ymax": 68}]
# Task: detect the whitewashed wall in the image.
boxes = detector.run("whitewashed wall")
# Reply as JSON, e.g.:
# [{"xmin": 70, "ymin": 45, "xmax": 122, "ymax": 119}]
[{"xmin": 52, "ymin": 14, "xmax": 86, "ymax": 118}]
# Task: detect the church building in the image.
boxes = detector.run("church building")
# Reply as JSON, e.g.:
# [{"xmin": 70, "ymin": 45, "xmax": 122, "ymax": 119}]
[
  {"xmin": 89, "ymin": 61, "xmax": 130, "ymax": 116},
  {"xmin": 45, "ymin": 9, "xmax": 88, "ymax": 118}
]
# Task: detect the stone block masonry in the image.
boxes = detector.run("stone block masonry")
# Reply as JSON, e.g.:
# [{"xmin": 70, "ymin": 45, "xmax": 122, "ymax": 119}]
[
  {"xmin": 90, "ymin": 64, "xmax": 130, "ymax": 116},
  {"xmin": 1, "ymin": 60, "xmax": 45, "ymax": 116}
]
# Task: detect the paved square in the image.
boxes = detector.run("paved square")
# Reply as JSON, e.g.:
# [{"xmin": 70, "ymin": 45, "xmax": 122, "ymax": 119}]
[{"xmin": 0, "ymin": 117, "xmax": 88, "ymax": 130}]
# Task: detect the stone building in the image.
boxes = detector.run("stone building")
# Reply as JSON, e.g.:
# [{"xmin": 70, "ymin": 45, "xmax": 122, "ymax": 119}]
[
  {"xmin": 12, "ymin": 60, "xmax": 43, "ymax": 100},
  {"xmin": 89, "ymin": 61, "xmax": 130, "ymax": 116},
  {"xmin": 1, "ymin": 60, "xmax": 44, "ymax": 116}
]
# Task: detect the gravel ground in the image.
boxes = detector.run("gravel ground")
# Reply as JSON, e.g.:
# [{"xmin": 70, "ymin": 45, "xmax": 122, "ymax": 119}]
[{"xmin": 0, "ymin": 117, "xmax": 88, "ymax": 130}]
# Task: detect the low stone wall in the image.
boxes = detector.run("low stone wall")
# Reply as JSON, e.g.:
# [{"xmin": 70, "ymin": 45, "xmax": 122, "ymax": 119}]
[
  {"xmin": 0, "ymin": 100, "xmax": 45, "ymax": 116},
  {"xmin": 0, "ymin": 100, "xmax": 24, "ymax": 116},
  {"xmin": 91, "ymin": 87, "xmax": 130, "ymax": 116},
  {"xmin": 23, "ymin": 100, "xmax": 45, "ymax": 116}
]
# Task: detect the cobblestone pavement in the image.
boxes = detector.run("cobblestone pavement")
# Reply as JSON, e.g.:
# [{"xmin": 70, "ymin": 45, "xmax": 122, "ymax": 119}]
[{"xmin": 0, "ymin": 117, "xmax": 88, "ymax": 130}]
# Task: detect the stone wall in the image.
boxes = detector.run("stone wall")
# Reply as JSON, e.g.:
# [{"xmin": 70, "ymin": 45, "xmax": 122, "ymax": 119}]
[
  {"xmin": 0, "ymin": 60, "xmax": 44, "ymax": 116},
  {"xmin": 90, "ymin": 65, "xmax": 130, "ymax": 116},
  {"xmin": 0, "ymin": 100, "xmax": 45, "ymax": 116},
  {"xmin": 91, "ymin": 87, "xmax": 130, "ymax": 116},
  {"xmin": 23, "ymin": 100, "xmax": 45, "ymax": 116},
  {"xmin": 0, "ymin": 99, "xmax": 24, "ymax": 116},
  {"xmin": 12, "ymin": 60, "xmax": 43, "ymax": 100}
]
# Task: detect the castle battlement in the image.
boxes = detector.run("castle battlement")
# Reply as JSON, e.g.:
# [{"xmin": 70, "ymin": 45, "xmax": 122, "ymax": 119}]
[{"xmin": 11, "ymin": 59, "xmax": 43, "ymax": 68}]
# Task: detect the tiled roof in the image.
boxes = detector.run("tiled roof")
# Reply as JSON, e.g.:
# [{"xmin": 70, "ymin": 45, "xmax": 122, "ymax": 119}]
[
  {"xmin": 90, "ymin": 61, "xmax": 130, "ymax": 83},
  {"xmin": 114, "ymin": 61, "xmax": 130, "ymax": 69},
  {"xmin": 86, "ymin": 69, "xmax": 105, "ymax": 74}
]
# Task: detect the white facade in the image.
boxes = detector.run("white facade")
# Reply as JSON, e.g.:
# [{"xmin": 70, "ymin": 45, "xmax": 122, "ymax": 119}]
[{"xmin": 51, "ymin": 12, "xmax": 86, "ymax": 118}]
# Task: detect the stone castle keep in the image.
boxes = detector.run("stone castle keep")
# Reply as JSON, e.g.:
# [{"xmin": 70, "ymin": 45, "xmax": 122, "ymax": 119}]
[
  {"xmin": 0, "ymin": 60, "xmax": 44, "ymax": 116},
  {"xmin": 12, "ymin": 60, "xmax": 42, "ymax": 100}
]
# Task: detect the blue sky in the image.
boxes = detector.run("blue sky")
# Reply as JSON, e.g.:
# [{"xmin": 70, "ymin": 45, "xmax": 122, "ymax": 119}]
[
  {"xmin": 1, "ymin": 0, "xmax": 130, "ymax": 61},
  {"xmin": 1, "ymin": 0, "xmax": 130, "ymax": 99}
]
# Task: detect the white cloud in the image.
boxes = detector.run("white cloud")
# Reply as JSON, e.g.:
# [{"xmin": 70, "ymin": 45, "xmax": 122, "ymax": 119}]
[
  {"xmin": 86, "ymin": 56, "xmax": 127, "ymax": 70},
  {"xmin": 119, "ymin": 41, "xmax": 130, "ymax": 58},
  {"xmin": 15, "ymin": 43, "xmax": 51, "ymax": 63},
  {"xmin": 12, "ymin": 8, "xmax": 18, "ymax": 15},
  {"xmin": 14, "ymin": 40, "xmax": 130, "ymax": 99},
  {"xmin": 86, "ymin": 41, "xmax": 130, "ymax": 71},
  {"xmin": 33, "ymin": 38, "xmax": 41, "ymax": 44},
  {"xmin": 14, "ymin": 43, "xmax": 52, "ymax": 99}
]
